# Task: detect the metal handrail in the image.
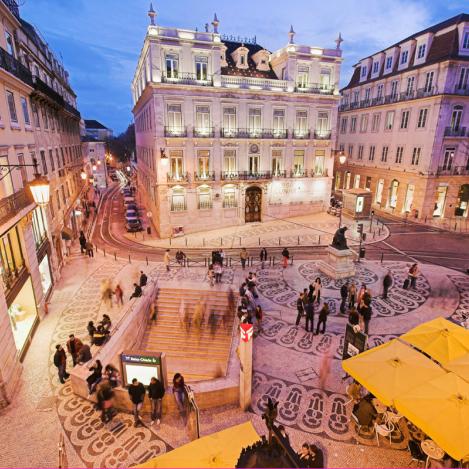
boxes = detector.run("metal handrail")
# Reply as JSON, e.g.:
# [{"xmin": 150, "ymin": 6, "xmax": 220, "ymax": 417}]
[{"xmin": 58, "ymin": 433, "xmax": 67, "ymax": 468}]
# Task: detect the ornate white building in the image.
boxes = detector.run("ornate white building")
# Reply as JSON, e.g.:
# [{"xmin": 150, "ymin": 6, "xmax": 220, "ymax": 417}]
[{"xmin": 132, "ymin": 7, "xmax": 342, "ymax": 237}]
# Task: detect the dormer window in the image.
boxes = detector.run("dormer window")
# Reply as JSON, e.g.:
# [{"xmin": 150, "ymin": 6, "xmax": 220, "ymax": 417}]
[
  {"xmin": 252, "ymin": 49, "xmax": 270, "ymax": 71},
  {"xmin": 463, "ymin": 31, "xmax": 469, "ymax": 49},
  {"xmin": 361, "ymin": 66, "xmax": 367, "ymax": 78},
  {"xmin": 417, "ymin": 44, "xmax": 426, "ymax": 59},
  {"xmin": 400, "ymin": 50, "xmax": 409, "ymax": 65},
  {"xmin": 372, "ymin": 61, "xmax": 379, "ymax": 74},
  {"xmin": 386, "ymin": 56, "xmax": 393, "ymax": 69},
  {"xmin": 240, "ymin": 55, "xmax": 245, "ymax": 65},
  {"xmin": 231, "ymin": 46, "xmax": 249, "ymax": 69}
]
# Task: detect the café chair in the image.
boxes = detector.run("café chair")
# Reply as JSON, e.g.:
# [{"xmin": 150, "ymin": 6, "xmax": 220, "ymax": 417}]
[
  {"xmin": 374, "ymin": 421, "xmax": 394, "ymax": 446},
  {"xmin": 408, "ymin": 440, "xmax": 426, "ymax": 467}
]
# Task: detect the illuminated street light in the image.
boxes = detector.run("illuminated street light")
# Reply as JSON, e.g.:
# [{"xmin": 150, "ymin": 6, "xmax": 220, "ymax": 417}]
[
  {"xmin": 339, "ymin": 152, "xmax": 347, "ymax": 165},
  {"xmin": 80, "ymin": 171, "xmax": 87, "ymax": 180}
]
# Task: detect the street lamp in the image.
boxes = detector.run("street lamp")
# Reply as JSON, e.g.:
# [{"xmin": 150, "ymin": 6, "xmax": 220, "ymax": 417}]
[
  {"xmin": 160, "ymin": 147, "xmax": 168, "ymax": 166},
  {"xmin": 339, "ymin": 151, "xmax": 347, "ymax": 165},
  {"xmin": 80, "ymin": 171, "xmax": 87, "ymax": 180},
  {"xmin": 92, "ymin": 165, "xmax": 97, "ymax": 171}
]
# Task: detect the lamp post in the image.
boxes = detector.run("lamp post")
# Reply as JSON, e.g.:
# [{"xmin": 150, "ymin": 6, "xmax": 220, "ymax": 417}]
[{"xmin": 336, "ymin": 150, "xmax": 347, "ymax": 228}]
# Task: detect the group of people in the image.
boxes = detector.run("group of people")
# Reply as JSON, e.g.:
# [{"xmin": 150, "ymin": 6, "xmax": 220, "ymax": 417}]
[
  {"xmin": 237, "ymin": 272, "xmax": 264, "ymax": 333},
  {"xmin": 87, "ymin": 314, "xmax": 112, "ymax": 345},
  {"xmin": 79, "ymin": 230, "xmax": 94, "ymax": 258},
  {"xmin": 130, "ymin": 270, "xmax": 149, "ymax": 300},
  {"xmin": 339, "ymin": 281, "xmax": 373, "ymax": 334}
]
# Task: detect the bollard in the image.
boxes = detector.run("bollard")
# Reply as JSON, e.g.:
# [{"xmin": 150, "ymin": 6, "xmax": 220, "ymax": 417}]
[
  {"xmin": 146, "ymin": 256, "xmax": 149, "ymax": 266},
  {"xmin": 103, "ymin": 249, "xmax": 106, "ymax": 257},
  {"xmin": 185, "ymin": 238, "xmax": 188, "ymax": 246},
  {"xmin": 229, "ymin": 258, "xmax": 232, "ymax": 267},
  {"xmin": 318, "ymin": 235, "xmax": 321, "ymax": 245},
  {"xmin": 259, "ymin": 237, "xmax": 261, "ymax": 246},
  {"xmin": 114, "ymin": 252, "xmax": 117, "ymax": 261},
  {"xmin": 297, "ymin": 236, "xmax": 300, "ymax": 245},
  {"xmin": 134, "ymin": 231, "xmax": 137, "ymax": 238},
  {"xmin": 169, "ymin": 238, "xmax": 172, "ymax": 246},
  {"xmin": 279, "ymin": 237, "xmax": 281, "ymax": 246},
  {"xmin": 373, "ymin": 231, "xmax": 376, "ymax": 239},
  {"xmin": 379, "ymin": 228, "xmax": 382, "ymax": 235},
  {"xmin": 381, "ymin": 253, "xmax": 384, "ymax": 264},
  {"xmin": 203, "ymin": 238, "xmax": 205, "ymax": 247},
  {"xmin": 128, "ymin": 254, "xmax": 131, "ymax": 264},
  {"xmin": 290, "ymin": 255, "xmax": 294, "ymax": 266}
]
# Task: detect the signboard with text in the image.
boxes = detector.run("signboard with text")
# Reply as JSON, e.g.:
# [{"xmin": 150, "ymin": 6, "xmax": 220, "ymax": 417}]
[
  {"xmin": 120, "ymin": 351, "xmax": 166, "ymax": 387},
  {"xmin": 342, "ymin": 323, "xmax": 367, "ymax": 360}
]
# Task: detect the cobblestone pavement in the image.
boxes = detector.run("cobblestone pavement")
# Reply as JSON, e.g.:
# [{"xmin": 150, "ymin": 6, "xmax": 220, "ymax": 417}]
[{"xmin": 1, "ymin": 249, "xmax": 468, "ymax": 467}]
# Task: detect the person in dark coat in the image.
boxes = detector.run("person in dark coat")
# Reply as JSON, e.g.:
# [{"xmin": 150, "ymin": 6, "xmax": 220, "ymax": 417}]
[
  {"xmin": 79, "ymin": 231, "xmax": 87, "ymax": 254},
  {"xmin": 348, "ymin": 307, "xmax": 360, "ymax": 326},
  {"xmin": 382, "ymin": 271, "xmax": 392, "ymax": 299},
  {"xmin": 139, "ymin": 271, "xmax": 148, "ymax": 287},
  {"xmin": 128, "ymin": 378, "xmax": 146, "ymax": 426},
  {"xmin": 53, "ymin": 344, "xmax": 69, "ymax": 384},
  {"xmin": 295, "ymin": 293, "xmax": 305, "ymax": 327},
  {"xmin": 87, "ymin": 321, "xmax": 96, "ymax": 343},
  {"xmin": 148, "ymin": 376, "xmax": 165, "ymax": 425},
  {"xmin": 305, "ymin": 300, "xmax": 314, "ymax": 333},
  {"xmin": 77, "ymin": 343, "xmax": 92, "ymax": 364},
  {"xmin": 316, "ymin": 303, "xmax": 330, "ymax": 335},
  {"xmin": 66, "ymin": 334, "xmax": 83, "ymax": 366},
  {"xmin": 259, "ymin": 247, "xmax": 268, "ymax": 267},
  {"xmin": 281, "ymin": 247, "xmax": 290, "ymax": 268},
  {"xmin": 340, "ymin": 282, "xmax": 348, "ymax": 313},
  {"xmin": 87, "ymin": 360, "xmax": 103, "ymax": 394},
  {"xmin": 353, "ymin": 397, "xmax": 377, "ymax": 428},
  {"xmin": 129, "ymin": 283, "xmax": 142, "ymax": 300},
  {"xmin": 358, "ymin": 300, "xmax": 372, "ymax": 335}
]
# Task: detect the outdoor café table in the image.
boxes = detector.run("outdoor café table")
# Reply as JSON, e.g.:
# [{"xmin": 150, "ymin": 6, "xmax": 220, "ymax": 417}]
[
  {"xmin": 421, "ymin": 439, "xmax": 445, "ymax": 467},
  {"xmin": 372, "ymin": 398, "xmax": 387, "ymax": 414}
]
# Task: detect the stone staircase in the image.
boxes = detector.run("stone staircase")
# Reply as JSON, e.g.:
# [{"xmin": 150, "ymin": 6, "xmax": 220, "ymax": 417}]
[{"xmin": 142, "ymin": 288, "xmax": 237, "ymax": 382}]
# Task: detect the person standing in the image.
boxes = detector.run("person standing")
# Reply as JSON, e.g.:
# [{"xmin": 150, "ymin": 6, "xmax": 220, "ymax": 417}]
[
  {"xmin": 114, "ymin": 284, "xmax": 124, "ymax": 305},
  {"xmin": 207, "ymin": 264, "xmax": 215, "ymax": 287},
  {"xmin": 281, "ymin": 247, "xmax": 290, "ymax": 269},
  {"xmin": 358, "ymin": 299, "xmax": 372, "ymax": 335},
  {"xmin": 340, "ymin": 282, "xmax": 349, "ymax": 313},
  {"xmin": 316, "ymin": 303, "xmax": 330, "ymax": 335},
  {"xmin": 172, "ymin": 373, "xmax": 186, "ymax": 413},
  {"xmin": 313, "ymin": 277, "xmax": 322, "ymax": 304},
  {"xmin": 348, "ymin": 306, "xmax": 360, "ymax": 326},
  {"xmin": 240, "ymin": 248, "xmax": 248, "ymax": 270},
  {"xmin": 87, "ymin": 360, "xmax": 103, "ymax": 394},
  {"xmin": 219, "ymin": 249, "xmax": 225, "ymax": 266},
  {"xmin": 163, "ymin": 249, "xmax": 171, "ymax": 272},
  {"xmin": 53, "ymin": 344, "xmax": 69, "ymax": 384},
  {"xmin": 77, "ymin": 343, "xmax": 92, "ymax": 364},
  {"xmin": 79, "ymin": 230, "xmax": 87, "ymax": 254},
  {"xmin": 214, "ymin": 262, "xmax": 223, "ymax": 284},
  {"xmin": 295, "ymin": 292, "xmax": 305, "ymax": 327},
  {"xmin": 128, "ymin": 378, "xmax": 146, "ymax": 427},
  {"xmin": 66, "ymin": 334, "xmax": 83, "ymax": 367},
  {"xmin": 139, "ymin": 271, "xmax": 148, "ymax": 287},
  {"xmin": 382, "ymin": 271, "xmax": 392, "ymax": 299},
  {"xmin": 260, "ymin": 247, "xmax": 267, "ymax": 268},
  {"xmin": 86, "ymin": 241, "xmax": 94, "ymax": 258},
  {"xmin": 305, "ymin": 299, "xmax": 315, "ymax": 333},
  {"xmin": 87, "ymin": 321, "xmax": 96, "ymax": 343},
  {"xmin": 348, "ymin": 281, "xmax": 357, "ymax": 308},
  {"xmin": 408, "ymin": 263, "xmax": 419, "ymax": 289},
  {"xmin": 255, "ymin": 305, "xmax": 264, "ymax": 334},
  {"xmin": 148, "ymin": 376, "xmax": 165, "ymax": 426}
]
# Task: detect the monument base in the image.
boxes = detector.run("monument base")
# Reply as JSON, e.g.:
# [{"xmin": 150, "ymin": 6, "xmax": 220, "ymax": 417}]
[{"xmin": 318, "ymin": 246, "xmax": 356, "ymax": 280}]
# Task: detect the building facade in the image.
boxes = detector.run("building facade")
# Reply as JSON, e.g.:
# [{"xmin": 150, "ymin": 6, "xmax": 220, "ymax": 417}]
[
  {"xmin": 0, "ymin": 0, "xmax": 82, "ymax": 404},
  {"xmin": 132, "ymin": 9, "xmax": 342, "ymax": 238},
  {"xmin": 82, "ymin": 137, "xmax": 109, "ymax": 190},
  {"xmin": 336, "ymin": 14, "xmax": 469, "ymax": 222},
  {"xmin": 84, "ymin": 119, "xmax": 113, "ymax": 141}
]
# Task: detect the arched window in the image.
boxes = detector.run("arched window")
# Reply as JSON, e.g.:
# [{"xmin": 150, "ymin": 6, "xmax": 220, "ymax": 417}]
[
  {"xmin": 223, "ymin": 184, "xmax": 237, "ymax": 208},
  {"xmin": 171, "ymin": 186, "xmax": 186, "ymax": 212},
  {"xmin": 389, "ymin": 179, "xmax": 399, "ymax": 208},
  {"xmin": 197, "ymin": 184, "xmax": 212, "ymax": 210}
]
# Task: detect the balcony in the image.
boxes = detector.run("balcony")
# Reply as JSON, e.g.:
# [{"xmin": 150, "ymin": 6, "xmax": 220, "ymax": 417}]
[
  {"xmin": 290, "ymin": 170, "xmax": 308, "ymax": 177},
  {"xmin": 220, "ymin": 128, "xmax": 288, "ymax": 139},
  {"xmin": 444, "ymin": 126, "xmax": 467, "ymax": 137},
  {"xmin": 221, "ymin": 75, "xmax": 288, "ymax": 92},
  {"xmin": 220, "ymin": 171, "xmax": 272, "ymax": 181},
  {"xmin": 164, "ymin": 126, "xmax": 187, "ymax": 137},
  {"xmin": 314, "ymin": 130, "xmax": 331, "ymax": 140},
  {"xmin": 292, "ymin": 130, "xmax": 310, "ymax": 139},
  {"xmin": 194, "ymin": 171, "xmax": 216, "ymax": 181},
  {"xmin": 167, "ymin": 172, "xmax": 190, "ymax": 183},
  {"xmin": 162, "ymin": 72, "xmax": 213, "ymax": 86},
  {"xmin": 453, "ymin": 86, "xmax": 469, "ymax": 96},
  {"xmin": 33, "ymin": 76, "xmax": 65, "ymax": 107},
  {"xmin": 193, "ymin": 127, "xmax": 215, "ymax": 138},
  {"xmin": 63, "ymin": 101, "xmax": 81, "ymax": 118},
  {"xmin": 272, "ymin": 170, "xmax": 287, "ymax": 178},
  {"xmin": 311, "ymin": 169, "xmax": 329, "ymax": 177},
  {"xmin": 295, "ymin": 83, "xmax": 334, "ymax": 95},
  {"xmin": 437, "ymin": 166, "xmax": 469, "ymax": 176},
  {"xmin": 0, "ymin": 188, "xmax": 34, "ymax": 226},
  {"xmin": 0, "ymin": 47, "xmax": 33, "ymax": 87}
]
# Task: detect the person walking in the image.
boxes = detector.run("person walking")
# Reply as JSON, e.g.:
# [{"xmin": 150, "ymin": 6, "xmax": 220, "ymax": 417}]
[
  {"xmin": 408, "ymin": 263, "xmax": 419, "ymax": 289},
  {"xmin": 85, "ymin": 241, "xmax": 94, "ymax": 258},
  {"xmin": 139, "ymin": 271, "xmax": 148, "ymax": 287},
  {"xmin": 313, "ymin": 277, "xmax": 322, "ymax": 304},
  {"xmin": 357, "ymin": 284, "xmax": 366, "ymax": 306},
  {"xmin": 53, "ymin": 344, "xmax": 69, "ymax": 384},
  {"xmin": 340, "ymin": 282, "xmax": 348, "ymax": 313},
  {"xmin": 214, "ymin": 262, "xmax": 223, "ymax": 284},
  {"xmin": 295, "ymin": 292, "xmax": 305, "ymax": 327},
  {"xmin": 66, "ymin": 334, "xmax": 83, "ymax": 367},
  {"xmin": 79, "ymin": 230, "xmax": 87, "ymax": 254},
  {"xmin": 305, "ymin": 299, "xmax": 315, "ymax": 333},
  {"xmin": 260, "ymin": 247, "xmax": 267, "ymax": 268},
  {"xmin": 128, "ymin": 378, "xmax": 146, "ymax": 427},
  {"xmin": 148, "ymin": 376, "xmax": 165, "ymax": 426},
  {"xmin": 172, "ymin": 373, "xmax": 186, "ymax": 414},
  {"xmin": 129, "ymin": 283, "xmax": 142, "ymax": 300},
  {"xmin": 255, "ymin": 305, "xmax": 264, "ymax": 334},
  {"xmin": 348, "ymin": 281, "xmax": 357, "ymax": 308},
  {"xmin": 163, "ymin": 249, "xmax": 171, "ymax": 271},
  {"xmin": 316, "ymin": 303, "xmax": 330, "ymax": 335},
  {"xmin": 240, "ymin": 248, "xmax": 248, "ymax": 270},
  {"xmin": 281, "ymin": 247, "xmax": 290, "ymax": 269},
  {"xmin": 382, "ymin": 271, "xmax": 392, "ymax": 299},
  {"xmin": 114, "ymin": 284, "xmax": 124, "ymax": 305},
  {"xmin": 358, "ymin": 299, "xmax": 372, "ymax": 335},
  {"xmin": 87, "ymin": 321, "xmax": 96, "ymax": 344},
  {"xmin": 87, "ymin": 360, "xmax": 103, "ymax": 394},
  {"xmin": 207, "ymin": 265, "xmax": 215, "ymax": 287}
]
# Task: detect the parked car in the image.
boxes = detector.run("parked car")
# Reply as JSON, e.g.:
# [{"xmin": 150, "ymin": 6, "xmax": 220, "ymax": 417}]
[
  {"xmin": 126, "ymin": 219, "xmax": 143, "ymax": 232},
  {"xmin": 125, "ymin": 209, "xmax": 138, "ymax": 218},
  {"xmin": 123, "ymin": 197, "xmax": 135, "ymax": 205},
  {"xmin": 126, "ymin": 203, "xmax": 138, "ymax": 211}
]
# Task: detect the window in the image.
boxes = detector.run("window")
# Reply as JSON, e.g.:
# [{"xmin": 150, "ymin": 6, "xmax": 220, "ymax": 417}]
[
  {"xmin": 365, "ymin": 176, "xmax": 372, "ymax": 191},
  {"xmin": 40, "ymin": 150, "xmax": 48, "ymax": 174},
  {"xmin": 273, "ymin": 109, "xmax": 285, "ymax": 135},
  {"xmin": 417, "ymin": 44, "xmax": 426, "ymax": 59},
  {"xmin": 197, "ymin": 185, "xmax": 212, "ymax": 209},
  {"xmin": 223, "ymin": 149, "xmax": 236, "ymax": 173},
  {"xmin": 32, "ymin": 206, "xmax": 48, "ymax": 247},
  {"xmin": 49, "ymin": 149, "xmax": 55, "ymax": 171},
  {"xmin": 377, "ymin": 84, "xmax": 384, "ymax": 99},
  {"xmin": 345, "ymin": 171, "xmax": 351, "ymax": 189},
  {"xmin": 400, "ymin": 110, "xmax": 410, "ymax": 129},
  {"xmin": 406, "ymin": 76, "xmax": 415, "ymax": 96},
  {"xmin": 359, "ymin": 114, "xmax": 368, "ymax": 132},
  {"xmin": 404, "ymin": 185, "xmax": 415, "ymax": 213},
  {"xmin": 248, "ymin": 153, "xmax": 259, "ymax": 174},
  {"xmin": 195, "ymin": 105, "xmax": 210, "ymax": 134},
  {"xmin": 316, "ymin": 111, "xmax": 329, "ymax": 136},
  {"xmin": 314, "ymin": 149, "xmax": 325, "ymax": 175},
  {"xmin": 395, "ymin": 146, "xmax": 404, "ymax": 164},
  {"xmin": 450, "ymin": 105, "xmax": 463, "ymax": 131},
  {"xmin": 16, "ymin": 153, "xmax": 27, "ymax": 186},
  {"xmin": 167, "ymin": 104, "xmax": 183, "ymax": 133},
  {"xmin": 385, "ymin": 111, "xmax": 394, "ymax": 130},
  {"xmin": 348, "ymin": 145, "xmax": 354, "ymax": 159},
  {"xmin": 320, "ymin": 68, "xmax": 331, "ymax": 89},
  {"xmin": 0, "ymin": 155, "xmax": 14, "ymax": 195},
  {"xmin": 42, "ymin": 107, "xmax": 48, "ymax": 129},
  {"xmin": 442, "ymin": 147, "xmax": 455, "ymax": 170},
  {"xmin": 297, "ymin": 66, "xmax": 309, "ymax": 88},
  {"xmin": 386, "ymin": 56, "xmax": 393, "ymax": 69},
  {"xmin": 240, "ymin": 54, "xmax": 246, "ymax": 65},
  {"xmin": 417, "ymin": 108, "xmax": 428, "ymax": 128},
  {"xmin": 375, "ymin": 179, "xmax": 384, "ymax": 204},
  {"xmin": 371, "ymin": 113, "xmax": 380, "ymax": 132},
  {"xmin": 400, "ymin": 50, "xmax": 408, "ymax": 64},
  {"xmin": 381, "ymin": 146, "xmax": 389, "ymax": 162},
  {"xmin": 195, "ymin": 56, "xmax": 208, "ymax": 80},
  {"xmin": 4, "ymin": 30, "xmax": 14, "ymax": 56},
  {"xmin": 293, "ymin": 150, "xmax": 304, "ymax": 175},
  {"xmin": 424, "ymin": 71, "xmax": 434, "ymax": 93},
  {"xmin": 6, "ymin": 91, "xmax": 18, "ymax": 123},
  {"xmin": 222, "ymin": 107, "xmax": 236, "ymax": 135},
  {"xmin": 358, "ymin": 145, "xmax": 364, "ymax": 160},
  {"xmin": 60, "ymin": 148, "xmax": 64, "ymax": 168},
  {"xmin": 197, "ymin": 150, "xmax": 210, "ymax": 178},
  {"xmin": 353, "ymin": 91, "xmax": 359, "ymax": 103},
  {"xmin": 169, "ymin": 150, "xmax": 184, "ymax": 179},
  {"xmin": 411, "ymin": 147, "xmax": 421, "ymax": 165},
  {"xmin": 20, "ymin": 97, "xmax": 30, "ymax": 125},
  {"xmin": 368, "ymin": 145, "xmax": 376, "ymax": 161},
  {"xmin": 223, "ymin": 185, "xmax": 237, "ymax": 208},
  {"xmin": 61, "ymin": 185, "xmax": 66, "ymax": 205},
  {"xmin": 389, "ymin": 180, "xmax": 399, "ymax": 208},
  {"xmin": 364, "ymin": 88, "xmax": 371, "ymax": 101},
  {"xmin": 248, "ymin": 108, "xmax": 262, "ymax": 135},
  {"xmin": 340, "ymin": 117, "xmax": 348, "ymax": 133},
  {"xmin": 272, "ymin": 149, "xmax": 283, "ymax": 175},
  {"xmin": 165, "ymin": 53, "xmax": 179, "ymax": 78},
  {"xmin": 32, "ymin": 102, "xmax": 40, "ymax": 128},
  {"xmin": 0, "ymin": 227, "xmax": 25, "ymax": 290},
  {"xmin": 463, "ymin": 31, "xmax": 469, "ymax": 49},
  {"xmin": 354, "ymin": 175, "xmax": 361, "ymax": 189},
  {"xmin": 171, "ymin": 186, "xmax": 186, "ymax": 211},
  {"xmin": 350, "ymin": 116, "xmax": 357, "ymax": 133},
  {"xmin": 294, "ymin": 110, "xmax": 308, "ymax": 137},
  {"xmin": 390, "ymin": 80, "xmax": 399, "ymax": 98},
  {"xmin": 361, "ymin": 66, "xmax": 367, "ymax": 77},
  {"xmin": 457, "ymin": 67, "xmax": 469, "ymax": 90},
  {"xmin": 372, "ymin": 61, "xmax": 379, "ymax": 74},
  {"xmin": 56, "ymin": 190, "xmax": 61, "ymax": 210}
]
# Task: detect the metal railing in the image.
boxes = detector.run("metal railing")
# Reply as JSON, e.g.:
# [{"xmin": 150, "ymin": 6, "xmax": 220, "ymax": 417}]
[
  {"xmin": 223, "ymin": 199, "xmax": 237, "ymax": 208},
  {"xmin": 453, "ymin": 86, "xmax": 469, "ymax": 96},
  {"xmin": 221, "ymin": 75, "xmax": 288, "ymax": 91},
  {"xmin": 194, "ymin": 171, "xmax": 216, "ymax": 181},
  {"xmin": 291, "ymin": 130, "xmax": 310, "ymax": 139},
  {"xmin": 290, "ymin": 169, "xmax": 307, "ymax": 177},
  {"xmin": 314, "ymin": 130, "xmax": 331, "ymax": 140},
  {"xmin": 33, "ymin": 76, "xmax": 65, "ymax": 107},
  {"xmin": 58, "ymin": 433, "xmax": 67, "ymax": 468},
  {"xmin": 170, "ymin": 202, "xmax": 187, "ymax": 212},
  {"xmin": 272, "ymin": 170, "xmax": 287, "ymax": 178},
  {"xmin": 295, "ymin": 82, "xmax": 334, "ymax": 94},
  {"xmin": 444, "ymin": 126, "xmax": 467, "ymax": 137},
  {"xmin": 164, "ymin": 126, "xmax": 187, "ymax": 137},
  {"xmin": 0, "ymin": 188, "xmax": 34, "ymax": 226},
  {"xmin": 193, "ymin": 127, "xmax": 215, "ymax": 137},
  {"xmin": 167, "ymin": 172, "xmax": 190, "ymax": 183},
  {"xmin": 0, "ymin": 47, "xmax": 33, "ymax": 86},
  {"xmin": 436, "ymin": 165, "xmax": 469, "ymax": 176},
  {"xmin": 162, "ymin": 72, "xmax": 213, "ymax": 86},
  {"xmin": 198, "ymin": 200, "xmax": 213, "ymax": 210}
]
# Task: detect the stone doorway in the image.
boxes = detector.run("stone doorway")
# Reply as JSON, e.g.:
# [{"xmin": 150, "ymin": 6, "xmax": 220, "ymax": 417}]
[{"xmin": 245, "ymin": 186, "xmax": 262, "ymax": 223}]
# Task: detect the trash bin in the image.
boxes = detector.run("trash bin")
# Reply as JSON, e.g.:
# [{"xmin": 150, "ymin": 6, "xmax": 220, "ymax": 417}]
[
  {"xmin": 359, "ymin": 247, "xmax": 366, "ymax": 259},
  {"xmin": 147, "ymin": 226, "xmax": 151, "ymax": 235}
]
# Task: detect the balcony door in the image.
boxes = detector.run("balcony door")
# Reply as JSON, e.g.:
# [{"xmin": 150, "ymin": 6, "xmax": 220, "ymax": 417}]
[
  {"xmin": 245, "ymin": 186, "xmax": 262, "ymax": 223},
  {"xmin": 248, "ymin": 154, "xmax": 259, "ymax": 175}
]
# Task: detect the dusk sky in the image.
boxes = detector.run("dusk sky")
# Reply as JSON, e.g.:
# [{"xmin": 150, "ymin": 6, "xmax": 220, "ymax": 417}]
[{"xmin": 21, "ymin": 0, "xmax": 468, "ymax": 134}]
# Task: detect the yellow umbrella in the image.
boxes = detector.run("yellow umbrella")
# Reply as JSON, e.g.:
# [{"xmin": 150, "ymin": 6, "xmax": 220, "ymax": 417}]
[
  {"xmin": 401, "ymin": 317, "xmax": 469, "ymax": 365},
  {"xmin": 136, "ymin": 421, "xmax": 260, "ymax": 468},
  {"xmin": 342, "ymin": 339, "xmax": 445, "ymax": 406},
  {"xmin": 446, "ymin": 353, "xmax": 469, "ymax": 383},
  {"xmin": 395, "ymin": 372, "xmax": 469, "ymax": 461}
]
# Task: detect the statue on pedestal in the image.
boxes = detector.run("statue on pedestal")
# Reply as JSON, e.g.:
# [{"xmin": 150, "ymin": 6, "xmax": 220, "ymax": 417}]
[{"xmin": 331, "ymin": 226, "xmax": 348, "ymax": 250}]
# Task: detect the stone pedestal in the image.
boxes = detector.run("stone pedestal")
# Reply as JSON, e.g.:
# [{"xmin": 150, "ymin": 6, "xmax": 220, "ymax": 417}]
[{"xmin": 318, "ymin": 246, "xmax": 356, "ymax": 279}]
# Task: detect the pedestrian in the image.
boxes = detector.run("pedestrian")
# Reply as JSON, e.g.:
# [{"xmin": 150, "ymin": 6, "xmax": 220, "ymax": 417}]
[
  {"xmin": 363, "ymin": 286, "xmax": 372, "ymax": 306},
  {"xmin": 101, "ymin": 280, "xmax": 113, "ymax": 309},
  {"xmin": 318, "ymin": 351, "xmax": 332, "ymax": 389},
  {"xmin": 129, "ymin": 283, "xmax": 142, "ymax": 300},
  {"xmin": 255, "ymin": 305, "xmax": 264, "ymax": 334},
  {"xmin": 348, "ymin": 281, "xmax": 357, "ymax": 308},
  {"xmin": 313, "ymin": 277, "xmax": 322, "ymax": 304},
  {"xmin": 87, "ymin": 321, "xmax": 96, "ymax": 343},
  {"xmin": 260, "ymin": 247, "xmax": 267, "ymax": 268},
  {"xmin": 358, "ymin": 299, "xmax": 372, "ymax": 335},
  {"xmin": 97, "ymin": 380, "xmax": 115, "ymax": 423},
  {"xmin": 382, "ymin": 271, "xmax": 392, "ymax": 299},
  {"xmin": 175, "ymin": 250, "xmax": 186, "ymax": 266},
  {"xmin": 53, "ymin": 344, "xmax": 69, "ymax": 384},
  {"xmin": 104, "ymin": 364, "xmax": 120, "ymax": 388},
  {"xmin": 128, "ymin": 378, "xmax": 146, "ymax": 427},
  {"xmin": 295, "ymin": 292, "xmax": 305, "ymax": 327},
  {"xmin": 305, "ymin": 299, "xmax": 314, "ymax": 333},
  {"xmin": 114, "ymin": 284, "xmax": 124, "ymax": 305},
  {"xmin": 247, "ymin": 272, "xmax": 258, "ymax": 299},
  {"xmin": 214, "ymin": 262, "xmax": 223, "ymax": 284},
  {"xmin": 348, "ymin": 306, "xmax": 360, "ymax": 326},
  {"xmin": 281, "ymin": 247, "xmax": 290, "ymax": 268},
  {"xmin": 87, "ymin": 359, "xmax": 103, "ymax": 394},
  {"xmin": 219, "ymin": 249, "xmax": 225, "ymax": 265},
  {"xmin": 79, "ymin": 230, "xmax": 87, "ymax": 254},
  {"xmin": 316, "ymin": 303, "xmax": 330, "ymax": 335},
  {"xmin": 148, "ymin": 376, "xmax": 165, "ymax": 426},
  {"xmin": 86, "ymin": 241, "xmax": 94, "ymax": 258},
  {"xmin": 357, "ymin": 284, "xmax": 366, "ymax": 306},
  {"xmin": 340, "ymin": 281, "xmax": 349, "ymax": 313},
  {"xmin": 207, "ymin": 264, "xmax": 215, "ymax": 286},
  {"xmin": 239, "ymin": 282, "xmax": 247, "ymax": 297},
  {"xmin": 240, "ymin": 248, "xmax": 248, "ymax": 270},
  {"xmin": 139, "ymin": 270, "xmax": 148, "ymax": 287},
  {"xmin": 163, "ymin": 249, "xmax": 171, "ymax": 271},
  {"xmin": 66, "ymin": 334, "xmax": 83, "ymax": 367},
  {"xmin": 172, "ymin": 373, "xmax": 186, "ymax": 413},
  {"xmin": 408, "ymin": 263, "xmax": 419, "ymax": 289},
  {"xmin": 77, "ymin": 343, "xmax": 92, "ymax": 364},
  {"xmin": 192, "ymin": 302, "xmax": 205, "ymax": 331}
]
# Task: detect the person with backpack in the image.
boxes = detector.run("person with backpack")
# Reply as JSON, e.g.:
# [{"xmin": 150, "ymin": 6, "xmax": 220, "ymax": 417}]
[{"xmin": 148, "ymin": 376, "xmax": 165, "ymax": 426}]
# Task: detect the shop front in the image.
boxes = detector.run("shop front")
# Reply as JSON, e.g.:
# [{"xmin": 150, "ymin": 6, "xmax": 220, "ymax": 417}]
[{"xmin": 37, "ymin": 248, "xmax": 53, "ymax": 299}]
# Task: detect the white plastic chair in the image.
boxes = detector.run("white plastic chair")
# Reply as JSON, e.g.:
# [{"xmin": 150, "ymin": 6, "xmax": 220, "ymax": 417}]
[{"xmin": 375, "ymin": 421, "xmax": 394, "ymax": 446}]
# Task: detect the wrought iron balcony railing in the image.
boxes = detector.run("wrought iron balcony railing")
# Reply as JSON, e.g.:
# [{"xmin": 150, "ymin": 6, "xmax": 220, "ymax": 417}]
[
  {"xmin": 167, "ymin": 172, "xmax": 190, "ymax": 183},
  {"xmin": 292, "ymin": 130, "xmax": 310, "ymax": 139},
  {"xmin": 314, "ymin": 130, "xmax": 331, "ymax": 140},
  {"xmin": 162, "ymin": 72, "xmax": 213, "ymax": 86},
  {"xmin": 444, "ymin": 126, "xmax": 467, "ymax": 137},
  {"xmin": 0, "ymin": 47, "xmax": 33, "ymax": 86},
  {"xmin": 194, "ymin": 171, "xmax": 216, "ymax": 181},
  {"xmin": 436, "ymin": 165, "xmax": 469, "ymax": 176},
  {"xmin": 295, "ymin": 83, "xmax": 334, "ymax": 95},
  {"xmin": 164, "ymin": 126, "xmax": 187, "ymax": 137},
  {"xmin": 193, "ymin": 127, "xmax": 215, "ymax": 137}
]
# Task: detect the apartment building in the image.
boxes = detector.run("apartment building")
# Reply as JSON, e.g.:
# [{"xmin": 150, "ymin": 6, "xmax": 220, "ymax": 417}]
[
  {"xmin": 0, "ymin": 0, "xmax": 82, "ymax": 404},
  {"xmin": 84, "ymin": 119, "xmax": 113, "ymax": 141},
  {"xmin": 336, "ymin": 14, "xmax": 469, "ymax": 221},
  {"xmin": 132, "ymin": 8, "xmax": 342, "ymax": 237}
]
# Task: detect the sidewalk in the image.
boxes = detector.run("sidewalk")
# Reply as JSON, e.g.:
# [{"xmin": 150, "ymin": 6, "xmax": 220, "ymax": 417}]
[{"xmin": 124, "ymin": 212, "xmax": 389, "ymax": 250}]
